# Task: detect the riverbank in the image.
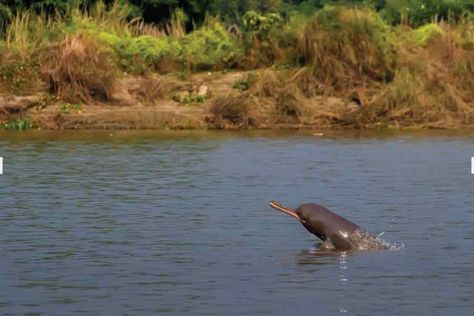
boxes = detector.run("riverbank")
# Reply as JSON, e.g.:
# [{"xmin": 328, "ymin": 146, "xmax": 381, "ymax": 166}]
[
  {"xmin": 2, "ymin": 67, "xmax": 473, "ymax": 130},
  {"xmin": 1, "ymin": 4, "xmax": 474, "ymax": 130},
  {"xmin": 0, "ymin": 69, "xmax": 362, "ymax": 130}
]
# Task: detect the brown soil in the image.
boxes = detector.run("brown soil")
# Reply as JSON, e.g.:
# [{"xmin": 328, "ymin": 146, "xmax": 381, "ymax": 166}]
[
  {"xmin": 1, "ymin": 72, "xmax": 223, "ymax": 130},
  {"xmin": 0, "ymin": 70, "xmax": 469, "ymax": 130}
]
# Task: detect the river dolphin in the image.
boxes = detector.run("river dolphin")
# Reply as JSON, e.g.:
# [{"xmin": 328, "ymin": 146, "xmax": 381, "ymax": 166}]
[{"xmin": 270, "ymin": 201, "xmax": 387, "ymax": 250}]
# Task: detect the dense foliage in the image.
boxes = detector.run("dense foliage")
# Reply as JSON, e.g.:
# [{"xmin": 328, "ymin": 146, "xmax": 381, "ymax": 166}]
[
  {"xmin": 2, "ymin": 1, "xmax": 474, "ymax": 129},
  {"xmin": 1, "ymin": 0, "xmax": 473, "ymax": 27}
]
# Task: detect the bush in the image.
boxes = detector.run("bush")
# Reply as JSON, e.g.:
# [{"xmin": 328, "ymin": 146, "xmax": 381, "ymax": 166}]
[
  {"xmin": 40, "ymin": 33, "xmax": 118, "ymax": 104},
  {"xmin": 209, "ymin": 92, "xmax": 266, "ymax": 127},
  {"xmin": 412, "ymin": 23, "xmax": 445, "ymax": 46},
  {"xmin": 298, "ymin": 6, "xmax": 395, "ymax": 92},
  {"xmin": 179, "ymin": 20, "xmax": 241, "ymax": 70},
  {"xmin": 358, "ymin": 25, "xmax": 474, "ymax": 127},
  {"xmin": 0, "ymin": 56, "xmax": 40, "ymax": 94},
  {"xmin": 101, "ymin": 19, "xmax": 240, "ymax": 73},
  {"xmin": 241, "ymin": 11, "xmax": 289, "ymax": 67},
  {"xmin": 121, "ymin": 35, "xmax": 174, "ymax": 73}
]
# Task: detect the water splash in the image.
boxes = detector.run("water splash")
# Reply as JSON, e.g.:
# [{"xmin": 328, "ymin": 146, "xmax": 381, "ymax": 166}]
[
  {"xmin": 385, "ymin": 241, "xmax": 406, "ymax": 251},
  {"xmin": 344, "ymin": 230, "xmax": 406, "ymax": 251},
  {"xmin": 374, "ymin": 232, "xmax": 405, "ymax": 251},
  {"xmin": 348, "ymin": 230, "xmax": 388, "ymax": 250}
]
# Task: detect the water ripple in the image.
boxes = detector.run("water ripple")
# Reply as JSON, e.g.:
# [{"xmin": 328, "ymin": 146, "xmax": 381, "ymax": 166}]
[{"xmin": 1, "ymin": 132, "xmax": 473, "ymax": 315}]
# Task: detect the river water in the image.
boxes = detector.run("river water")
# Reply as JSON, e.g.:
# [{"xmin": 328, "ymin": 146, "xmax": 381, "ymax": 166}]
[{"xmin": 1, "ymin": 130, "xmax": 473, "ymax": 315}]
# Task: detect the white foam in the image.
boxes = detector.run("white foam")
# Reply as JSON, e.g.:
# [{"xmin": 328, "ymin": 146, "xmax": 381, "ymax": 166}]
[{"xmin": 374, "ymin": 232, "xmax": 405, "ymax": 251}]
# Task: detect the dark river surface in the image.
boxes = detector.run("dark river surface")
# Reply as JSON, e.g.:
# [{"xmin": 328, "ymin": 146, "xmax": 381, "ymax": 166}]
[{"xmin": 1, "ymin": 130, "xmax": 474, "ymax": 315}]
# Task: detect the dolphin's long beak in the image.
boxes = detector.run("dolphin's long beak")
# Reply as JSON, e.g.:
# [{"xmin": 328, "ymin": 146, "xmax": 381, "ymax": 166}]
[{"xmin": 269, "ymin": 201, "xmax": 301, "ymax": 221}]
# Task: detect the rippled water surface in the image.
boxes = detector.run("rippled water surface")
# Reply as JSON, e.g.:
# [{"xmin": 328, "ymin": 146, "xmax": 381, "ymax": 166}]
[{"xmin": 1, "ymin": 130, "xmax": 474, "ymax": 315}]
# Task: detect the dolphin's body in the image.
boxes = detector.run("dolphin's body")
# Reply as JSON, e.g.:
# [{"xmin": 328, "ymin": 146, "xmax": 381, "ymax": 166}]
[{"xmin": 270, "ymin": 201, "xmax": 386, "ymax": 250}]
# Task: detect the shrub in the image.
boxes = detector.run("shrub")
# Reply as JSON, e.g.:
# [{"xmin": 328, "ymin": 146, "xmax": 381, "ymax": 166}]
[
  {"xmin": 120, "ymin": 35, "xmax": 174, "ymax": 73},
  {"xmin": 298, "ymin": 6, "xmax": 395, "ymax": 92},
  {"xmin": 108, "ymin": 19, "xmax": 240, "ymax": 73},
  {"xmin": 208, "ymin": 92, "xmax": 268, "ymax": 127},
  {"xmin": 178, "ymin": 20, "xmax": 241, "ymax": 70},
  {"xmin": 40, "ymin": 33, "xmax": 118, "ymax": 104},
  {"xmin": 412, "ymin": 23, "xmax": 445, "ymax": 46},
  {"xmin": 128, "ymin": 75, "xmax": 182, "ymax": 104},
  {"xmin": 241, "ymin": 11, "xmax": 287, "ymax": 67},
  {"xmin": 0, "ymin": 56, "xmax": 40, "ymax": 94},
  {"xmin": 358, "ymin": 26, "xmax": 474, "ymax": 127}
]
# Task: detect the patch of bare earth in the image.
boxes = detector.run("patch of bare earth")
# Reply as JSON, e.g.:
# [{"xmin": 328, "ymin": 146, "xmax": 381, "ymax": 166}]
[
  {"xmin": 1, "ymin": 72, "xmax": 214, "ymax": 129},
  {"xmin": 2, "ymin": 72, "xmax": 229, "ymax": 129},
  {"xmin": 0, "ymin": 70, "xmax": 369, "ymax": 130}
]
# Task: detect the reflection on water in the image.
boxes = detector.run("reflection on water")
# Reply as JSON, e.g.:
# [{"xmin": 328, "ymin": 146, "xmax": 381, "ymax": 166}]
[
  {"xmin": 338, "ymin": 252, "xmax": 348, "ymax": 314},
  {"xmin": 1, "ymin": 130, "xmax": 474, "ymax": 315},
  {"xmin": 297, "ymin": 247, "xmax": 344, "ymax": 266}
]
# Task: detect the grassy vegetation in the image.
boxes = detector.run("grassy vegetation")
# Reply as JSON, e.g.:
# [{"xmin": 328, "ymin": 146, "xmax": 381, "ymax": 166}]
[
  {"xmin": 298, "ymin": 6, "xmax": 395, "ymax": 91},
  {"xmin": 2, "ymin": 118, "xmax": 32, "ymax": 130},
  {"xmin": 40, "ymin": 32, "xmax": 119, "ymax": 104},
  {"xmin": 358, "ymin": 23, "xmax": 474, "ymax": 127},
  {"xmin": 59, "ymin": 102, "xmax": 81, "ymax": 114},
  {"xmin": 182, "ymin": 94, "xmax": 210, "ymax": 105},
  {"xmin": 0, "ymin": 58, "xmax": 39, "ymax": 94},
  {"xmin": 1, "ymin": 1, "xmax": 474, "ymax": 128}
]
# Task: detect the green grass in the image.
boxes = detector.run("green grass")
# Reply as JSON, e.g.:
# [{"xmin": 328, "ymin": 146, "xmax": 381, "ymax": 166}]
[
  {"xmin": 60, "ymin": 102, "xmax": 81, "ymax": 113},
  {"xmin": 3, "ymin": 118, "xmax": 32, "ymax": 130},
  {"xmin": 412, "ymin": 23, "xmax": 445, "ymax": 46},
  {"xmin": 182, "ymin": 94, "xmax": 210, "ymax": 105},
  {"xmin": 233, "ymin": 73, "xmax": 254, "ymax": 91}
]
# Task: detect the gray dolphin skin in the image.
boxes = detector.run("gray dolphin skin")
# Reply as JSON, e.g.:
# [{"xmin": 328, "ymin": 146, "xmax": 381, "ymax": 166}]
[{"xmin": 269, "ymin": 201, "xmax": 387, "ymax": 250}]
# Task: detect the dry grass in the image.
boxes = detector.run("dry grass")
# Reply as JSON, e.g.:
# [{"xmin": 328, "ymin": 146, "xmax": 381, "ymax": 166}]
[
  {"xmin": 5, "ymin": 10, "xmax": 59, "ymax": 56},
  {"xmin": 0, "ymin": 52, "xmax": 42, "ymax": 94},
  {"xmin": 208, "ymin": 69, "xmax": 355, "ymax": 128},
  {"xmin": 273, "ymin": 84, "xmax": 306, "ymax": 122},
  {"xmin": 166, "ymin": 9, "xmax": 186, "ymax": 38},
  {"xmin": 130, "ymin": 20, "xmax": 166, "ymax": 38},
  {"xmin": 357, "ymin": 24, "xmax": 474, "ymax": 127},
  {"xmin": 39, "ymin": 33, "xmax": 118, "ymax": 104},
  {"xmin": 128, "ymin": 75, "xmax": 183, "ymax": 104},
  {"xmin": 248, "ymin": 70, "xmax": 308, "ymax": 123},
  {"xmin": 297, "ymin": 7, "xmax": 395, "ymax": 94},
  {"xmin": 130, "ymin": 9, "xmax": 185, "ymax": 38},
  {"xmin": 208, "ymin": 92, "xmax": 270, "ymax": 127},
  {"xmin": 243, "ymin": 37, "xmax": 285, "ymax": 69},
  {"xmin": 3, "ymin": 3, "xmax": 474, "ymax": 129}
]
